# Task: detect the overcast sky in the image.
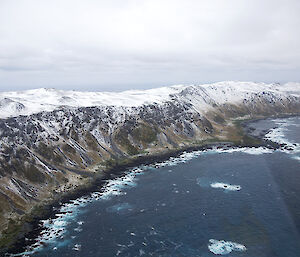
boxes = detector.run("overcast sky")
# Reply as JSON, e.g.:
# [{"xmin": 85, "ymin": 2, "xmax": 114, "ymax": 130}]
[{"xmin": 0, "ymin": 0, "xmax": 299, "ymax": 91}]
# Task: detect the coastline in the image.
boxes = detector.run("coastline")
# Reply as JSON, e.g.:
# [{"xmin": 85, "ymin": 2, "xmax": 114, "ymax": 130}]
[
  {"xmin": 1, "ymin": 113, "xmax": 297, "ymax": 256},
  {"xmin": 2, "ymin": 143, "xmax": 239, "ymax": 256}
]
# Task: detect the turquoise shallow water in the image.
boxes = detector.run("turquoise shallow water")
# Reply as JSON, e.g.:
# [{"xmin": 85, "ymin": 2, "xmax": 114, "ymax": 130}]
[{"xmin": 13, "ymin": 117, "xmax": 300, "ymax": 257}]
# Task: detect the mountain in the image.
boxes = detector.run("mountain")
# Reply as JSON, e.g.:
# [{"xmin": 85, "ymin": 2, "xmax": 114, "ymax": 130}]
[
  {"xmin": 1, "ymin": 81, "xmax": 299, "ymax": 119},
  {"xmin": 0, "ymin": 81, "xmax": 299, "ymax": 245}
]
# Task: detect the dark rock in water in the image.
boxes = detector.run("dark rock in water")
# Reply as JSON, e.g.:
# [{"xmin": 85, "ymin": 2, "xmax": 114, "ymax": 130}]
[{"xmin": 285, "ymin": 147, "xmax": 294, "ymax": 151}]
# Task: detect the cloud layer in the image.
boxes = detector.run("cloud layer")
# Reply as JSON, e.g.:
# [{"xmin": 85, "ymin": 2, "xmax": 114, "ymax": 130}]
[{"xmin": 0, "ymin": 0, "xmax": 299, "ymax": 91}]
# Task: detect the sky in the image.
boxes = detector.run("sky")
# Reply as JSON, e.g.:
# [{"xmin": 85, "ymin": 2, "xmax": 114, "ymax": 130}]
[{"xmin": 0, "ymin": 0, "xmax": 300, "ymax": 92}]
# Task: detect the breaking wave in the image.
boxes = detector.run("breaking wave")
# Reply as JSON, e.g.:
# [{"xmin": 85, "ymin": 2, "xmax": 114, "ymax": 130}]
[
  {"xmin": 208, "ymin": 239, "xmax": 247, "ymax": 255},
  {"xmin": 264, "ymin": 118, "xmax": 300, "ymax": 162},
  {"xmin": 265, "ymin": 120, "xmax": 300, "ymax": 153},
  {"xmin": 210, "ymin": 182, "xmax": 241, "ymax": 191},
  {"xmin": 9, "ymin": 145, "xmax": 274, "ymax": 256}
]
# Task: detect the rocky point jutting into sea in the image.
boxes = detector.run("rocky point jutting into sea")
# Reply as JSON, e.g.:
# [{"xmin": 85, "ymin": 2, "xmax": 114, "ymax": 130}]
[{"xmin": 0, "ymin": 81, "xmax": 299, "ymax": 254}]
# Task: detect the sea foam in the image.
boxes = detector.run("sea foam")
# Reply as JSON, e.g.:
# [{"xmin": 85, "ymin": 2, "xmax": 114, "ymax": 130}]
[
  {"xmin": 208, "ymin": 239, "xmax": 247, "ymax": 255},
  {"xmin": 10, "ymin": 145, "xmax": 272, "ymax": 256},
  {"xmin": 210, "ymin": 182, "xmax": 241, "ymax": 191},
  {"xmin": 265, "ymin": 119, "xmax": 300, "ymax": 155}
]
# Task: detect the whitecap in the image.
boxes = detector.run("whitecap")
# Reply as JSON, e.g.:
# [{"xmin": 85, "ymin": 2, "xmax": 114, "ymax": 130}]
[
  {"xmin": 208, "ymin": 239, "xmax": 246, "ymax": 255},
  {"xmin": 210, "ymin": 182, "xmax": 241, "ymax": 191},
  {"xmin": 74, "ymin": 227, "xmax": 83, "ymax": 232},
  {"xmin": 212, "ymin": 147, "xmax": 273, "ymax": 155},
  {"xmin": 241, "ymin": 147, "xmax": 273, "ymax": 155},
  {"xmin": 72, "ymin": 244, "xmax": 81, "ymax": 251},
  {"xmin": 264, "ymin": 120, "xmax": 300, "ymax": 155}
]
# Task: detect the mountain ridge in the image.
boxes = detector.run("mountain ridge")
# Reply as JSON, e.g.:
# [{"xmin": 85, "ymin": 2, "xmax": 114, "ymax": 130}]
[{"xmin": 1, "ymin": 81, "xmax": 299, "ymax": 119}]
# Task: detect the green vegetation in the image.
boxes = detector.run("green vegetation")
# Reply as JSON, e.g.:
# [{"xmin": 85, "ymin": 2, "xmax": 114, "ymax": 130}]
[
  {"xmin": 62, "ymin": 143, "xmax": 76, "ymax": 154},
  {"xmin": 52, "ymin": 153, "xmax": 64, "ymax": 165},
  {"xmin": 232, "ymin": 119, "xmax": 264, "ymax": 146},
  {"xmin": 0, "ymin": 204, "xmax": 49, "ymax": 250},
  {"xmin": 38, "ymin": 142, "xmax": 63, "ymax": 164},
  {"xmin": 132, "ymin": 124, "xmax": 157, "ymax": 144},
  {"xmin": 37, "ymin": 142, "xmax": 54, "ymax": 160},
  {"xmin": 0, "ymin": 219, "xmax": 22, "ymax": 249},
  {"xmin": 103, "ymin": 157, "xmax": 134, "ymax": 168},
  {"xmin": 201, "ymin": 117, "xmax": 213, "ymax": 130},
  {"xmin": 70, "ymin": 128, "xmax": 79, "ymax": 141},
  {"xmin": 213, "ymin": 114, "xmax": 225, "ymax": 124},
  {"xmin": 10, "ymin": 160, "xmax": 46, "ymax": 183},
  {"xmin": 115, "ymin": 130, "xmax": 139, "ymax": 155},
  {"xmin": 23, "ymin": 164, "xmax": 46, "ymax": 183},
  {"xmin": 85, "ymin": 132, "xmax": 99, "ymax": 151}
]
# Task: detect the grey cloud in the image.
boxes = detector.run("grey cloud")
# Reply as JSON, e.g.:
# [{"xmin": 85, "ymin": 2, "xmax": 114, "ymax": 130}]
[{"xmin": 0, "ymin": 0, "xmax": 299, "ymax": 91}]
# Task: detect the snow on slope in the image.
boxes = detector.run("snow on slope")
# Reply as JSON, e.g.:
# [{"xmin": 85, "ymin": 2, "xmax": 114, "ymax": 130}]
[
  {"xmin": 0, "ymin": 85, "xmax": 188, "ymax": 119},
  {"xmin": 0, "ymin": 81, "xmax": 299, "ymax": 119}
]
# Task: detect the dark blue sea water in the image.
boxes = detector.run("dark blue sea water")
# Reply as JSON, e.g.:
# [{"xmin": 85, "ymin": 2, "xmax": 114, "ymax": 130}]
[{"xmin": 13, "ymin": 117, "xmax": 300, "ymax": 257}]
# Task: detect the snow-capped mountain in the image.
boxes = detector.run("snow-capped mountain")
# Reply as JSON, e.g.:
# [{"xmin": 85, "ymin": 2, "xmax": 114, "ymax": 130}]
[
  {"xmin": 1, "ymin": 81, "xmax": 299, "ymax": 119},
  {"xmin": 0, "ymin": 85, "xmax": 187, "ymax": 119},
  {"xmin": 0, "ymin": 81, "xmax": 299, "ymax": 237}
]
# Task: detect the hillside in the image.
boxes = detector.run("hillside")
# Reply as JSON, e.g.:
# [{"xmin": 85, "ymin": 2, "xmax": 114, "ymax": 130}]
[{"xmin": 0, "ymin": 81, "xmax": 299, "ymax": 246}]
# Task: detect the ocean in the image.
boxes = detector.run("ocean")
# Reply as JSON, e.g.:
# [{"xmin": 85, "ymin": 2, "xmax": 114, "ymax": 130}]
[{"xmin": 11, "ymin": 116, "xmax": 300, "ymax": 257}]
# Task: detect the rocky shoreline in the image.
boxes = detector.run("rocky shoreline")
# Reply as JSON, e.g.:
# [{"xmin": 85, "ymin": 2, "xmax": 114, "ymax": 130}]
[
  {"xmin": 1, "ymin": 143, "xmax": 235, "ymax": 256},
  {"xmin": 1, "ymin": 114, "xmax": 296, "ymax": 256}
]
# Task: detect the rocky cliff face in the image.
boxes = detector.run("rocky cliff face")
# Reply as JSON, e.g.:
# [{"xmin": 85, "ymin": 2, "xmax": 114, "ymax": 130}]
[{"xmin": 0, "ymin": 81, "xmax": 299, "ymax": 234}]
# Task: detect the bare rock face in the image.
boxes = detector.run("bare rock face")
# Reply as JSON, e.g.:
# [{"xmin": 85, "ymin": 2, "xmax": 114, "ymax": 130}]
[{"xmin": 0, "ymin": 81, "xmax": 299, "ymax": 232}]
